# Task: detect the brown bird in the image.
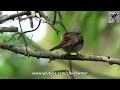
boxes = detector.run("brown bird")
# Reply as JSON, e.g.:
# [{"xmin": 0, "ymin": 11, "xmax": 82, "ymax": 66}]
[{"xmin": 49, "ymin": 28, "xmax": 84, "ymax": 55}]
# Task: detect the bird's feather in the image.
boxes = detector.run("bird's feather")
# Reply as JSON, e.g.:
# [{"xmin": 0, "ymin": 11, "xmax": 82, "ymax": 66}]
[{"xmin": 49, "ymin": 37, "xmax": 70, "ymax": 51}]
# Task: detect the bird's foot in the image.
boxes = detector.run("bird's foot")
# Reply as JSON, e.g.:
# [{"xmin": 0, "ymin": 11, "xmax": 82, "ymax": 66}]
[
  {"xmin": 71, "ymin": 49, "xmax": 79, "ymax": 56},
  {"xmin": 75, "ymin": 52, "xmax": 82, "ymax": 56},
  {"xmin": 49, "ymin": 55, "xmax": 55, "ymax": 63},
  {"xmin": 49, "ymin": 59, "xmax": 54, "ymax": 63},
  {"xmin": 62, "ymin": 53, "xmax": 71, "ymax": 59},
  {"xmin": 76, "ymin": 52, "xmax": 80, "ymax": 55}
]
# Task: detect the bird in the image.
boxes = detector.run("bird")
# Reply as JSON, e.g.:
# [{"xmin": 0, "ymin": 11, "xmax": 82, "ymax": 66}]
[{"xmin": 49, "ymin": 28, "xmax": 84, "ymax": 55}]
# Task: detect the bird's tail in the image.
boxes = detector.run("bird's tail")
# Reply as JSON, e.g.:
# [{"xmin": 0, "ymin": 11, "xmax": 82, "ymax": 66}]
[
  {"xmin": 49, "ymin": 45, "xmax": 62, "ymax": 51},
  {"xmin": 49, "ymin": 47, "xmax": 57, "ymax": 51}
]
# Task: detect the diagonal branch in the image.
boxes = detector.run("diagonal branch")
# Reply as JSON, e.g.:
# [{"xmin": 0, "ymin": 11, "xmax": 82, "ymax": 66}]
[
  {"xmin": 57, "ymin": 11, "xmax": 67, "ymax": 32},
  {"xmin": 0, "ymin": 42, "xmax": 120, "ymax": 65}
]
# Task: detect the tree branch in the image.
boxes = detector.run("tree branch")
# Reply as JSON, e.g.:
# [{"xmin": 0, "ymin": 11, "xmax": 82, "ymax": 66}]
[
  {"xmin": 0, "ymin": 42, "xmax": 120, "ymax": 65},
  {"xmin": 0, "ymin": 27, "xmax": 18, "ymax": 33},
  {"xmin": 0, "ymin": 11, "xmax": 31, "ymax": 24},
  {"xmin": 0, "ymin": 11, "xmax": 60, "ymax": 35}
]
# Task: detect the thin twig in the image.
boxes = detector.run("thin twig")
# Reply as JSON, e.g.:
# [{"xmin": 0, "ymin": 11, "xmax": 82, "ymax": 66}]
[
  {"xmin": 69, "ymin": 60, "xmax": 75, "ymax": 79},
  {"xmin": 9, "ymin": 18, "xmax": 41, "ymax": 41},
  {"xmin": 17, "ymin": 11, "xmax": 28, "ymax": 55},
  {"xmin": 26, "ymin": 34, "xmax": 33, "ymax": 46},
  {"xmin": 53, "ymin": 11, "xmax": 57, "ymax": 25},
  {"xmin": 57, "ymin": 11, "xmax": 67, "ymax": 32},
  {"xmin": 18, "ymin": 20, "xmax": 41, "ymax": 39},
  {"xmin": 9, "ymin": 32, "xmax": 21, "ymax": 41},
  {"xmin": 37, "ymin": 12, "xmax": 60, "ymax": 34},
  {"xmin": 50, "ymin": 11, "xmax": 55, "ymax": 21}
]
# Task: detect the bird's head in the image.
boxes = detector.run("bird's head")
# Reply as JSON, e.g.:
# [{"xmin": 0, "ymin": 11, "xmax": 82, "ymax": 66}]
[{"xmin": 72, "ymin": 28, "xmax": 80, "ymax": 34}]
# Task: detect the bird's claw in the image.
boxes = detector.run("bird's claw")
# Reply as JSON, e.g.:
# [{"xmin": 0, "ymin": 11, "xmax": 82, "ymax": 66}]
[
  {"xmin": 49, "ymin": 55, "xmax": 55, "ymax": 63},
  {"xmin": 61, "ymin": 53, "xmax": 71, "ymax": 59},
  {"xmin": 49, "ymin": 59, "xmax": 54, "ymax": 63}
]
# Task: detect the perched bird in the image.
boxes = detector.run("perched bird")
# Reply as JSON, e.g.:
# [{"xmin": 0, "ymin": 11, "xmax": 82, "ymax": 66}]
[{"xmin": 49, "ymin": 28, "xmax": 84, "ymax": 55}]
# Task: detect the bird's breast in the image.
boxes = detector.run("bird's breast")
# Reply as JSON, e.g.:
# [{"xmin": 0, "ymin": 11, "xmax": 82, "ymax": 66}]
[{"xmin": 62, "ymin": 43, "xmax": 84, "ymax": 53}]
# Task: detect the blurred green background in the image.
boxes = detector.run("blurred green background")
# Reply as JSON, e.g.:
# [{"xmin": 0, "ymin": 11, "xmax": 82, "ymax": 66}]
[{"xmin": 0, "ymin": 11, "xmax": 120, "ymax": 79}]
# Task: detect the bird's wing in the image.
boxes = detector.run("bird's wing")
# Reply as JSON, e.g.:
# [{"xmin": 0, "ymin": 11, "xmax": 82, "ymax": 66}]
[
  {"xmin": 49, "ymin": 37, "xmax": 71, "ymax": 51},
  {"xmin": 71, "ymin": 34, "xmax": 84, "ymax": 47}
]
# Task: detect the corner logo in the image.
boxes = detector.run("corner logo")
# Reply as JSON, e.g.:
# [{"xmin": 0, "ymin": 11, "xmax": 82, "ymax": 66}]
[{"xmin": 108, "ymin": 11, "xmax": 120, "ymax": 23}]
